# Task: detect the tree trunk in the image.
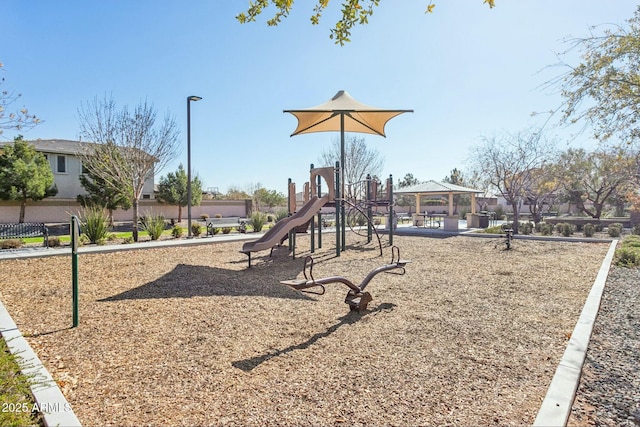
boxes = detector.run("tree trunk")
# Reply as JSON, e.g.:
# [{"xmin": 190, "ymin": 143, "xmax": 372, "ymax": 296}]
[
  {"xmin": 132, "ymin": 198, "xmax": 139, "ymax": 242},
  {"xmin": 511, "ymin": 201, "xmax": 520, "ymax": 234},
  {"xmin": 19, "ymin": 199, "xmax": 26, "ymax": 223},
  {"xmin": 178, "ymin": 205, "xmax": 182, "ymax": 223}
]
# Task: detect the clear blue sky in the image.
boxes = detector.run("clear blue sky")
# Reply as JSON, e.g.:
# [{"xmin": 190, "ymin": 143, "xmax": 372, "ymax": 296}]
[{"xmin": 3, "ymin": 1, "xmax": 638, "ymax": 195}]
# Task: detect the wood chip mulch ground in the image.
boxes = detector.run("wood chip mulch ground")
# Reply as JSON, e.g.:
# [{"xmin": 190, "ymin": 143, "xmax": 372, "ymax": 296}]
[{"xmin": 0, "ymin": 233, "xmax": 610, "ymax": 426}]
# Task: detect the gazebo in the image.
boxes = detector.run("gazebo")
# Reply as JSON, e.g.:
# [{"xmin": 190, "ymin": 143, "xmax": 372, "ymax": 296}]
[{"xmin": 395, "ymin": 180, "xmax": 483, "ymax": 231}]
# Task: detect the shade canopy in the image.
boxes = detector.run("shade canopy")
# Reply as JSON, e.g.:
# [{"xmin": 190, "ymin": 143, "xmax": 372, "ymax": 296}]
[
  {"xmin": 394, "ymin": 180, "xmax": 482, "ymax": 195},
  {"xmin": 284, "ymin": 90, "xmax": 413, "ymax": 137},
  {"xmin": 395, "ymin": 180, "xmax": 483, "ymax": 218}
]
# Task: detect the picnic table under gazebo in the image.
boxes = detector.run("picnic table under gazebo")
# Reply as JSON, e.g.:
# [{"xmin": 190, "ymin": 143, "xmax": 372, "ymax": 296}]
[{"xmin": 395, "ymin": 180, "xmax": 483, "ymax": 231}]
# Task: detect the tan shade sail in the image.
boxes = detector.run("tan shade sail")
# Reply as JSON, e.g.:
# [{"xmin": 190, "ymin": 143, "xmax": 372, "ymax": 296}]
[{"xmin": 284, "ymin": 90, "xmax": 412, "ymax": 136}]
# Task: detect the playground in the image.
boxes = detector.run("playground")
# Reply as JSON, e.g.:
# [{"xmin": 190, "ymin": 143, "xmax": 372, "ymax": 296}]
[{"xmin": 0, "ymin": 232, "xmax": 610, "ymax": 426}]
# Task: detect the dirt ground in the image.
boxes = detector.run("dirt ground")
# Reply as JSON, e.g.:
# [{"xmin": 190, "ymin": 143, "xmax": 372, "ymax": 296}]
[{"xmin": 0, "ymin": 232, "xmax": 610, "ymax": 426}]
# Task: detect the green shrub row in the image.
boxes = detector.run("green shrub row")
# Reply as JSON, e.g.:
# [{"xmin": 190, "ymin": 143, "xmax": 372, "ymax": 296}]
[{"xmin": 614, "ymin": 235, "xmax": 640, "ymax": 267}]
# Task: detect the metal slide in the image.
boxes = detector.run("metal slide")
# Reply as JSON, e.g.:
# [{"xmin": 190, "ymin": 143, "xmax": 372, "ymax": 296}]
[{"xmin": 240, "ymin": 195, "xmax": 331, "ymax": 267}]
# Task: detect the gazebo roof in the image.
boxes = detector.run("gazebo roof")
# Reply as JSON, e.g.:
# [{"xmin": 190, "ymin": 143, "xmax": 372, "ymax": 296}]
[{"xmin": 395, "ymin": 180, "xmax": 482, "ymax": 195}]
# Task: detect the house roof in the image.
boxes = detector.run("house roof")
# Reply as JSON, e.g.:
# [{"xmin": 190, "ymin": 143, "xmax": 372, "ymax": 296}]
[
  {"xmin": 0, "ymin": 139, "xmax": 93, "ymax": 155},
  {"xmin": 395, "ymin": 180, "xmax": 482, "ymax": 195}
]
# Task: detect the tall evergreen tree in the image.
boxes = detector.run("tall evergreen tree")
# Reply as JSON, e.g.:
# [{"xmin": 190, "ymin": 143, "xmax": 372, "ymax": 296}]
[
  {"xmin": 156, "ymin": 164, "xmax": 203, "ymax": 222},
  {"xmin": 77, "ymin": 171, "xmax": 131, "ymax": 225},
  {"xmin": 0, "ymin": 136, "xmax": 57, "ymax": 222}
]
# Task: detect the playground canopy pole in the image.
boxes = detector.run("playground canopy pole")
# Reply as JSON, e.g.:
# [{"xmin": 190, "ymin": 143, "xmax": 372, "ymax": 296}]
[
  {"xmin": 309, "ymin": 165, "xmax": 315, "ymax": 253},
  {"xmin": 335, "ymin": 161, "xmax": 341, "ymax": 257},
  {"xmin": 317, "ymin": 172, "xmax": 322, "ymax": 249},
  {"xmin": 71, "ymin": 215, "xmax": 80, "ymax": 328},
  {"xmin": 366, "ymin": 174, "xmax": 372, "ymax": 243},
  {"xmin": 388, "ymin": 175, "xmax": 394, "ymax": 246}
]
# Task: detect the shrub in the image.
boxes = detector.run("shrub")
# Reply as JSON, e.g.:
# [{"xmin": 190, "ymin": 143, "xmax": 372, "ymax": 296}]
[
  {"xmin": 222, "ymin": 227, "xmax": 232, "ymax": 234},
  {"xmin": 595, "ymin": 223, "xmax": 604, "ymax": 232},
  {"xmin": 614, "ymin": 247, "xmax": 640, "ymax": 267},
  {"xmin": 482, "ymin": 225, "xmax": 503, "ymax": 234},
  {"xmin": 48, "ymin": 236, "xmax": 62, "ymax": 247},
  {"xmin": 519, "ymin": 222, "xmax": 533, "ymax": 235},
  {"xmin": 622, "ymin": 234, "xmax": 640, "ymax": 248},
  {"xmin": 214, "ymin": 213, "xmax": 222, "ymax": 218},
  {"xmin": 583, "ymin": 223, "xmax": 595, "ymax": 237},
  {"xmin": 123, "ymin": 236, "xmax": 134, "ymax": 244},
  {"xmin": 249, "ymin": 211, "xmax": 268, "ymax": 232},
  {"xmin": 608, "ymin": 223, "xmax": 623, "ymax": 237},
  {"xmin": 535, "ymin": 222, "xmax": 543, "ymax": 233},
  {"xmin": 171, "ymin": 225, "xmax": 184, "ymax": 238},
  {"xmin": 191, "ymin": 223, "xmax": 203, "ymax": 237},
  {"xmin": 1, "ymin": 239, "xmax": 23, "ymax": 249},
  {"xmin": 632, "ymin": 224, "xmax": 640, "ymax": 235},
  {"xmin": 200, "ymin": 214, "xmax": 209, "ymax": 220},
  {"xmin": 140, "ymin": 213, "xmax": 166, "ymax": 241},
  {"xmin": 541, "ymin": 223, "xmax": 554, "ymax": 236},
  {"xmin": 80, "ymin": 206, "xmax": 111, "ymax": 244},
  {"xmin": 614, "ymin": 235, "xmax": 640, "ymax": 266},
  {"xmin": 561, "ymin": 223, "xmax": 575, "ymax": 237},
  {"xmin": 210, "ymin": 227, "xmax": 220, "ymax": 235},
  {"xmin": 275, "ymin": 209, "xmax": 289, "ymax": 222},
  {"xmin": 493, "ymin": 205, "xmax": 506, "ymax": 220}
]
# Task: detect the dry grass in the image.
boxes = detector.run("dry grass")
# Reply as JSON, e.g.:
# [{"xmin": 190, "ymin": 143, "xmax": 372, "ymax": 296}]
[{"xmin": 0, "ymin": 233, "xmax": 610, "ymax": 426}]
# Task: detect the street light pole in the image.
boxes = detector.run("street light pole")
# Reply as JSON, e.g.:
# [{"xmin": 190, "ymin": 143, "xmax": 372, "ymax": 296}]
[{"xmin": 187, "ymin": 95, "xmax": 202, "ymax": 238}]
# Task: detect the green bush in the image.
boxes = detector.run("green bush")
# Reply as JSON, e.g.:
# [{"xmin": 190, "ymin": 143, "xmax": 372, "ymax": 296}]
[
  {"xmin": 622, "ymin": 234, "xmax": 640, "ymax": 248},
  {"xmin": 541, "ymin": 223, "xmax": 554, "ymax": 236},
  {"xmin": 615, "ymin": 247, "xmax": 640, "ymax": 267},
  {"xmin": 595, "ymin": 223, "xmax": 604, "ymax": 232},
  {"xmin": 559, "ymin": 223, "xmax": 575, "ymax": 237},
  {"xmin": 141, "ymin": 213, "xmax": 166, "ymax": 241},
  {"xmin": 493, "ymin": 205, "xmax": 506, "ymax": 220},
  {"xmin": 171, "ymin": 225, "xmax": 184, "ymax": 238},
  {"xmin": 583, "ymin": 223, "xmax": 595, "ymax": 237},
  {"xmin": 519, "ymin": 222, "xmax": 533, "ymax": 235},
  {"xmin": 632, "ymin": 224, "xmax": 640, "ymax": 235},
  {"xmin": 608, "ymin": 223, "xmax": 623, "ymax": 237},
  {"xmin": 249, "ymin": 212, "xmax": 268, "ymax": 232},
  {"xmin": 191, "ymin": 223, "xmax": 203, "ymax": 237},
  {"xmin": 80, "ymin": 206, "xmax": 111, "ymax": 244},
  {"xmin": 482, "ymin": 225, "xmax": 503, "ymax": 234},
  {"xmin": 123, "ymin": 236, "xmax": 134, "ymax": 244},
  {"xmin": 535, "ymin": 222, "xmax": 543, "ymax": 233},
  {"xmin": 275, "ymin": 209, "xmax": 289, "ymax": 222},
  {"xmin": 48, "ymin": 236, "xmax": 61, "ymax": 247},
  {"xmin": 614, "ymin": 235, "xmax": 640, "ymax": 266},
  {"xmin": 222, "ymin": 227, "xmax": 232, "ymax": 234}
]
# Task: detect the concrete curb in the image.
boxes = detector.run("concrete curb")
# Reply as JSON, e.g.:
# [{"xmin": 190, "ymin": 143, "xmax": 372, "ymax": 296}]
[
  {"xmin": 533, "ymin": 239, "xmax": 618, "ymax": 426},
  {"xmin": 0, "ymin": 301, "xmax": 82, "ymax": 426}
]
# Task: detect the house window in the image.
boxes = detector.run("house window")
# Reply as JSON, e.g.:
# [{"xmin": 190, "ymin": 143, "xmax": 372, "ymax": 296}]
[
  {"xmin": 81, "ymin": 163, "xmax": 89, "ymax": 174},
  {"xmin": 56, "ymin": 155, "xmax": 66, "ymax": 173},
  {"xmin": 142, "ymin": 194, "xmax": 151, "ymax": 199}
]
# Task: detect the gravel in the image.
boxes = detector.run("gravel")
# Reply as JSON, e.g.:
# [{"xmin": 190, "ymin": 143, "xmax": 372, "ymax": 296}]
[{"xmin": 569, "ymin": 265, "xmax": 640, "ymax": 427}]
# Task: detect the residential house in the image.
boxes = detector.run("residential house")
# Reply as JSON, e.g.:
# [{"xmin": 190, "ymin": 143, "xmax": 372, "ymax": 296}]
[{"xmin": 0, "ymin": 139, "xmax": 155, "ymax": 200}]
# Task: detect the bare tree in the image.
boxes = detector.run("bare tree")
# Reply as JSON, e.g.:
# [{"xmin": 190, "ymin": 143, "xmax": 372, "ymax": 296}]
[
  {"xmin": 469, "ymin": 129, "xmax": 556, "ymax": 233},
  {"xmin": 319, "ymin": 134, "xmax": 384, "ymax": 201},
  {"xmin": 1, "ymin": 60, "xmax": 41, "ymax": 136},
  {"xmin": 77, "ymin": 95, "xmax": 180, "ymax": 241}
]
